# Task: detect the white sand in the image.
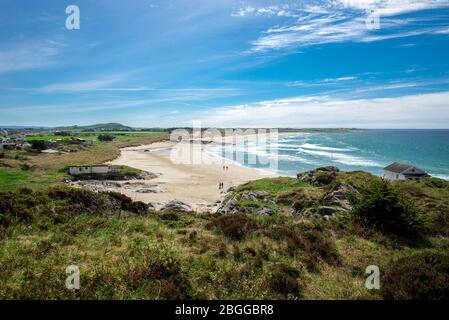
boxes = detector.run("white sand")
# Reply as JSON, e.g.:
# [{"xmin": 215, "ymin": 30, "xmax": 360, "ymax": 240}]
[{"xmin": 109, "ymin": 141, "xmax": 275, "ymax": 212}]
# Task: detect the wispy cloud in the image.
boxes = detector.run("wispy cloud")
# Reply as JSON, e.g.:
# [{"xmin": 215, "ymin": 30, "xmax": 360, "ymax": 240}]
[
  {"xmin": 0, "ymin": 41, "xmax": 62, "ymax": 74},
  {"xmin": 231, "ymin": 5, "xmax": 299, "ymax": 18},
  {"xmin": 237, "ymin": 1, "xmax": 449, "ymax": 52},
  {"xmin": 198, "ymin": 90, "xmax": 449, "ymax": 128}
]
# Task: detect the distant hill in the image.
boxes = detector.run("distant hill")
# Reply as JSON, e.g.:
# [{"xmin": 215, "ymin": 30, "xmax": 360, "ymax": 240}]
[{"xmin": 55, "ymin": 123, "xmax": 133, "ymax": 131}]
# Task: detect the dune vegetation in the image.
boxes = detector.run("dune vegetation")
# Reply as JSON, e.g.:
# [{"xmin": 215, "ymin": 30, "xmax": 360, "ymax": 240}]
[{"xmin": 1, "ymin": 166, "xmax": 448, "ymax": 299}]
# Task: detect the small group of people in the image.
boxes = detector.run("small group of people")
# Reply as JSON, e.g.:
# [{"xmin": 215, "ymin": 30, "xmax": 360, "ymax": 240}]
[
  {"xmin": 218, "ymin": 182, "xmax": 225, "ymax": 190},
  {"xmin": 222, "ymin": 165, "xmax": 229, "ymax": 171}
]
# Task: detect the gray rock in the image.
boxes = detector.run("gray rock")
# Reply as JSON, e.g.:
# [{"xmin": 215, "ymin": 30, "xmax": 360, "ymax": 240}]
[
  {"xmin": 216, "ymin": 194, "xmax": 240, "ymax": 214},
  {"xmin": 160, "ymin": 200, "xmax": 192, "ymax": 213},
  {"xmin": 258, "ymin": 207, "xmax": 274, "ymax": 216},
  {"xmin": 147, "ymin": 202, "xmax": 156, "ymax": 211},
  {"xmin": 322, "ymin": 183, "xmax": 357, "ymax": 211},
  {"xmin": 315, "ymin": 206, "xmax": 337, "ymax": 216},
  {"xmin": 296, "ymin": 167, "xmax": 339, "ymax": 186},
  {"xmin": 241, "ymin": 191, "xmax": 270, "ymax": 201}
]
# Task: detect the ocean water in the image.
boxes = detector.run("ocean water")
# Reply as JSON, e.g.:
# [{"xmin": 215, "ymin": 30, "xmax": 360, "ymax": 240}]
[{"xmin": 208, "ymin": 130, "xmax": 449, "ymax": 180}]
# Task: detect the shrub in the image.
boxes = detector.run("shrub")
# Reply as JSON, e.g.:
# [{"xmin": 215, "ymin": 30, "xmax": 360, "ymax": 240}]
[
  {"xmin": 314, "ymin": 171, "xmax": 336, "ymax": 185},
  {"xmin": 210, "ymin": 214, "xmax": 258, "ymax": 240},
  {"xmin": 47, "ymin": 188, "xmax": 112, "ymax": 215},
  {"xmin": 125, "ymin": 201, "xmax": 149, "ymax": 215},
  {"xmin": 30, "ymin": 140, "xmax": 47, "ymax": 151},
  {"xmin": 98, "ymin": 134, "xmax": 115, "ymax": 142},
  {"xmin": 268, "ymin": 264, "xmax": 303, "ymax": 297},
  {"xmin": 0, "ymin": 191, "xmax": 45, "ymax": 226},
  {"xmin": 382, "ymin": 251, "xmax": 449, "ymax": 300},
  {"xmin": 159, "ymin": 211, "xmax": 179, "ymax": 221},
  {"xmin": 349, "ymin": 179, "xmax": 424, "ymax": 236},
  {"xmin": 105, "ymin": 191, "xmax": 149, "ymax": 215}
]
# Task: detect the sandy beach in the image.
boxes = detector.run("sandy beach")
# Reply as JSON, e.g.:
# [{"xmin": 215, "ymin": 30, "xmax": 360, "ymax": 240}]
[{"xmin": 108, "ymin": 140, "xmax": 275, "ymax": 212}]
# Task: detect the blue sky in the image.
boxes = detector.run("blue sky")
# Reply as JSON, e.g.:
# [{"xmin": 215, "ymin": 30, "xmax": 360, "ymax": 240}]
[{"xmin": 1, "ymin": 0, "xmax": 449, "ymax": 128}]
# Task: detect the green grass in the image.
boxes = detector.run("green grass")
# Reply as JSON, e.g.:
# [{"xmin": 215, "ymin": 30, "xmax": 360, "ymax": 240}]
[
  {"xmin": 1, "ymin": 170, "xmax": 449, "ymax": 299},
  {"xmin": 25, "ymin": 131, "xmax": 165, "ymax": 142},
  {"xmin": 0, "ymin": 169, "xmax": 30, "ymax": 189},
  {"xmin": 25, "ymin": 135, "xmax": 97, "ymax": 141},
  {"xmin": 237, "ymin": 177, "xmax": 310, "ymax": 194}
]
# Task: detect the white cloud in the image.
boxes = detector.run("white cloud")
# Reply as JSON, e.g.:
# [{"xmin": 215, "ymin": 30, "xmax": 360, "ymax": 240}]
[
  {"xmin": 198, "ymin": 91, "xmax": 449, "ymax": 128},
  {"xmin": 242, "ymin": 1, "xmax": 449, "ymax": 52},
  {"xmin": 0, "ymin": 41, "xmax": 61, "ymax": 74},
  {"xmin": 338, "ymin": 0, "xmax": 449, "ymax": 16},
  {"xmin": 231, "ymin": 5, "xmax": 299, "ymax": 18},
  {"xmin": 324, "ymin": 76, "xmax": 358, "ymax": 82}
]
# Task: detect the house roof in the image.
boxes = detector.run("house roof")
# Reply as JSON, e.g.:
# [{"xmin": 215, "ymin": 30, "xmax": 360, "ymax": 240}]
[{"xmin": 384, "ymin": 162, "xmax": 426, "ymax": 174}]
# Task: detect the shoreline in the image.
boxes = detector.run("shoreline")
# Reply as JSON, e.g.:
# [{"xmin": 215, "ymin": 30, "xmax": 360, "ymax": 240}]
[{"xmin": 107, "ymin": 140, "xmax": 276, "ymax": 212}]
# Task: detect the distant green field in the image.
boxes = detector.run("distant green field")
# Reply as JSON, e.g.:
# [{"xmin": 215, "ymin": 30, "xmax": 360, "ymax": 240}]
[
  {"xmin": 25, "ymin": 135, "xmax": 98, "ymax": 141},
  {"xmin": 25, "ymin": 131, "xmax": 163, "ymax": 142},
  {"xmin": 75, "ymin": 131, "xmax": 165, "ymax": 136}
]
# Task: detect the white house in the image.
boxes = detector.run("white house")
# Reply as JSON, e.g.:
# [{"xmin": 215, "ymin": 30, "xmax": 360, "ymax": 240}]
[
  {"xmin": 383, "ymin": 162, "xmax": 430, "ymax": 180},
  {"xmin": 69, "ymin": 165, "xmax": 111, "ymax": 176}
]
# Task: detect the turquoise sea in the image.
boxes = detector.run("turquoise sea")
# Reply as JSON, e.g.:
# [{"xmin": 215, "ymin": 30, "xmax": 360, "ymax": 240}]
[{"xmin": 209, "ymin": 130, "xmax": 449, "ymax": 180}]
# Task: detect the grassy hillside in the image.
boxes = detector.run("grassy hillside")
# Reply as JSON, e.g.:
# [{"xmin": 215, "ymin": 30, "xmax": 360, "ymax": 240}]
[
  {"xmin": 1, "ymin": 168, "xmax": 448, "ymax": 299},
  {"xmin": 55, "ymin": 123, "xmax": 133, "ymax": 131}
]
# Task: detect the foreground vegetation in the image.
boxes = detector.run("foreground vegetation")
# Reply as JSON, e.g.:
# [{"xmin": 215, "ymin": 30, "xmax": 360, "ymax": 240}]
[{"xmin": 1, "ymin": 168, "xmax": 448, "ymax": 299}]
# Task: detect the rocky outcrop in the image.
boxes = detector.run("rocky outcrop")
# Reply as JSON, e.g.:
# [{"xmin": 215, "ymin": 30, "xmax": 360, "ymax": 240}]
[
  {"xmin": 322, "ymin": 183, "xmax": 357, "ymax": 211},
  {"xmin": 217, "ymin": 191, "xmax": 274, "ymax": 215},
  {"xmin": 258, "ymin": 207, "xmax": 274, "ymax": 216},
  {"xmin": 297, "ymin": 166, "xmax": 339, "ymax": 186},
  {"xmin": 217, "ymin": 193, "xmax": 240, "ymax": 214},
  {"xmin": 160, "ymin": 200, "xmax": 192, "ymax": 213},
  {"xmin": 290, "ymin": 205, "xmax": 341, "ymax": 220}
]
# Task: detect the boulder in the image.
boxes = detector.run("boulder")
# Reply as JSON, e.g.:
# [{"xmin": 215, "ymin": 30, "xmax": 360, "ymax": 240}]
[
  {"xmin": 322, "ymin": 183, "xmax": 357, "ymax": 211},
  {"xmin": 216, "ymin": 194, "xmax": 240, "ymax": 214},
  {"xmin": 290, "ymin": 207, "xmax": 314, "ymax": 217},
  {"xmin": 241, "ymin": 191, "xmax": 270, "ymax": 201},
  {"xmin": 160, "ymin": 200, "xmax": 192, "ymax": 213},
  {"xmin": 258, "ymin": 207, "xmax": 274, "ymax": 216},
  {"xmin": 147, "ymin": 202, "xmax": 156, "ymax": 211}
]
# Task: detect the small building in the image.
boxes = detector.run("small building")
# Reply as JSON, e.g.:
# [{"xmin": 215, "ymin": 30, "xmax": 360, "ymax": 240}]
[
  {"xmin": 383, "ymin": 162, "xmax": 430, "ymax": 180},
  {"xmin": 69, "ymin": 165, "xmax": 112, "ymax": 176}
]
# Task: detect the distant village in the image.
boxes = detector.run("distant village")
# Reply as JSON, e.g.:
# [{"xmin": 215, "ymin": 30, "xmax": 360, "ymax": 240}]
[{"xmin": 0, "ymin": 129, "xmax": 96, "ymax": 153}]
